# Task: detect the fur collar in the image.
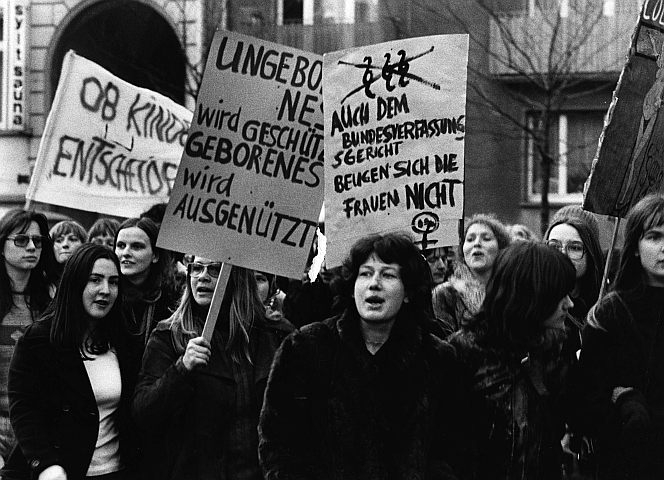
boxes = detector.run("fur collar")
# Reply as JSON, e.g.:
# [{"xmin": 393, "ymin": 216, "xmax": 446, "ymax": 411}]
[
  {"xmin": 448, "ymin": 263, "xmax": 485, "ymax": 317},
  {"xmin": 334, "ymin": 308, "xmax": 424, "ymax": 374}
]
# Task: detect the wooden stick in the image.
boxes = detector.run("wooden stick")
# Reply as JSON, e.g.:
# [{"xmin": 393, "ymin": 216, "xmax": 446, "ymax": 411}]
[
  {"xmin": 201, "ymin": 263, "xmax": 231, "ymax": 342},
  {"xmin": 598, "ymin": 217, "xmax": 621, "ymax": 300}
]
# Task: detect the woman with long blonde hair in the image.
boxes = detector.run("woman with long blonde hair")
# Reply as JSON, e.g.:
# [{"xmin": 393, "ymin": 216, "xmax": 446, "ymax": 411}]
[{"xmin": 132, "ymin": 257, "xmax": 293, "ymax": 480}]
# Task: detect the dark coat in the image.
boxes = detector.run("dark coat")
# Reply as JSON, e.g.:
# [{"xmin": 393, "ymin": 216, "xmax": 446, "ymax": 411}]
[
  {"xmin": 0, "ymin": 317, "xmax": 141, "ymax": 480},
  {"xmin": 571, "ymin": 288, "xmax": 664, "ymax": 480},
  {"xmin": 132, "ymin": 317, "xmax": 292, "ymax": 480},
  {"xmin": 449, "ymin": 328, "xmax": 567, "ymax": 480},
  {"xmin": 258, "ymin": 310, "xmax": 472, "ymax": 480}
]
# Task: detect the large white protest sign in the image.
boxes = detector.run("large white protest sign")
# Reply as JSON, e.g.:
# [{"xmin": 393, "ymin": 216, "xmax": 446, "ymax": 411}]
[
  {"xmin": 323, "ymin": 35, "xmax": 469, "ymax": 267},
  {"xmin": 26, "ymin": 51, "xmax": 192, "ymax": 217},
  {"xmin": 158, "ymin": 31, "xmax": 324, "ymax": 279}
]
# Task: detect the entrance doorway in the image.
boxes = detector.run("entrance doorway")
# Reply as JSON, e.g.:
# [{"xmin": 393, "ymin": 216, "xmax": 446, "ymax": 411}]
[{"xmin": 51, "ymin": 0, "xmax": 186, "ymax": 105}]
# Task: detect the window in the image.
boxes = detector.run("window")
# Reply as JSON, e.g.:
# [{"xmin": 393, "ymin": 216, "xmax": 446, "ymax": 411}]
[
  {"xmin": 278, "ymin": 0, "xmax": 360, "ymax": 25},
  {"xmin": 603, "ymin": 0, "xmax": 615, "ymax": 16},
  {"xmin": 526, "ymin": 111, "xmax": 605, "ymax": 203},
  {"xmin": 282, "ymin": 0, "xmax": 304, "ymax": 24}
]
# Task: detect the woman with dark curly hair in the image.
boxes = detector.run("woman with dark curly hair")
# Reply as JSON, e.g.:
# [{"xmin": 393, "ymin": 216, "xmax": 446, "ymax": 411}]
[
  {"xmin": 449, "ymin": 241, "xmax": 575, "ymax": 480},
  {"xmin": 432, "ymin": 213, "xmax": 512, "ymax": 337},
  {"xmin": 0, "ymin": 209, "xmax": 54, "ymax": 462},
  {"xmin": 259, "ymin": 232, "xmax": 471, "ymax": 480}
]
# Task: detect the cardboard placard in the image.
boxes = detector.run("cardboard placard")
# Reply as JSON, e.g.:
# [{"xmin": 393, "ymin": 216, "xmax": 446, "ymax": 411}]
[
  {"xmin": 158, "ymin": 32, "xmax": 324, "ymax": 279},
  {"xmin": 323, "ymin": 34, "xmax": 468, "ymax": 267},
  {"xmin": 584, "ymin": 2, "xmax": 664, "ymax": 217}
]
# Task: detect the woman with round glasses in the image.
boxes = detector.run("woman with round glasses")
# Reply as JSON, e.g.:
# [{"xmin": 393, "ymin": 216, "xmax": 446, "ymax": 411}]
[
  {"xmin": 114, "ymin": 217, "xmax": 180, "ymax": 349},
  {"xmin": 544, "ymin": 208, "xmax": 604, "ymax": 477},
  {"xmin": 133, "ymin": 256, "xmax": 293, "ymax": 480},
  {"xmin": 544, "ymin": 210, "xmax": 603, "ymax": 352},
  {"xmin": 0, "ymin": 209, "xmax": 55, "ymax": 463}
]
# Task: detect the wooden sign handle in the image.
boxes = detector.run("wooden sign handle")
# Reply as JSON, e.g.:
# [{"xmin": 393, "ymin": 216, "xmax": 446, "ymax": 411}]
[{"xmin": 201, "ymin": 263, "xmax": 231, "ymax": 342}]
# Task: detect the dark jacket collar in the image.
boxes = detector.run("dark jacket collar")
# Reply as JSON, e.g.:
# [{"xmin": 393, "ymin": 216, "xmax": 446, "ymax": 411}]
[{"xmin": 335, "ymin": 308, "xmax": 424, "ymax": 374}]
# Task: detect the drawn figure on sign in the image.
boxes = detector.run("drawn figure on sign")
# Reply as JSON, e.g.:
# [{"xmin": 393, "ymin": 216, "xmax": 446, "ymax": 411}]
[
  {"xmin": 381, "ymin": 50, "xmax": 410, "ymax": 92},
  {"xmin": 362, "ymin": 56, "xmax": 377, "ymax": 99},
  {"xmin": 412, "ymin": 211, "xmax": 440, "ymax": 250},
  {"xmin": 339, "ymin": 46, "xmax": 440, "ymax": 104},
  {"xmin": 616, "ymin": 37, "xmax": 664, "ymax": 213}
]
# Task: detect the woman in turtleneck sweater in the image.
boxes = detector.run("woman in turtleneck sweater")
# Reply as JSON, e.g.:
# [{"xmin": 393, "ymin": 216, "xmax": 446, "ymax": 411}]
[
  {"xmin": 114, "ymin": 217, "xmax": 180, "ymax": 351},
  {"xmin": 571, "ymin": 193, "xmax": 664, "ymax": 480}
]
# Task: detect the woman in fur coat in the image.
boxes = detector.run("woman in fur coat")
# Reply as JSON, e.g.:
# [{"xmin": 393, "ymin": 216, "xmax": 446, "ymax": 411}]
[
  {"xmin": 432, "ymin": 214, "xmax": 511, "ymax": 337},
  {"xmin": 259, "ymin": 233, "xmax": 472, "ymax": 480}
]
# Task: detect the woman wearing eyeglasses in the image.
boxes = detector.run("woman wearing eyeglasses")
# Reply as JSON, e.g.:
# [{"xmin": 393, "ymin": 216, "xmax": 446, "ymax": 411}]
[
  {"xmin": 0, "ymin": 209, "xmax": 55, "ymax": 463},
  {"xmin": 114, "ymin": 218, "xmax": 180, "ymax": 350},
  {"xmin": 132, "ymin": 257, "xmax": 293, "ymax": 480},
  {"xmin": 543, "ymin": 208, "xmax": 603, "ymax": 478},
  {"xmin": 544, "ymin": 210, "xmax": 603, "ymax": 354}
]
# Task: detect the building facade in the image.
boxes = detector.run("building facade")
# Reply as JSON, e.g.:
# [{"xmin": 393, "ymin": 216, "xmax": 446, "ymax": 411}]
[
  {"xmin": 0, "ymin": 0, "xmax": 642, "ymax": 239},
  {"xmin": 0, "ymin": 0, "xmax": 203, "ymax": 221},
  {"xmin": 229, "ymin": 0, "xmax": 641, "ymax": 239}
]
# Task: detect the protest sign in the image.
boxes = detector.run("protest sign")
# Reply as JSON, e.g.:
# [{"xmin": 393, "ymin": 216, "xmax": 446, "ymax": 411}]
[
  {"xmin": 323, "ymin": 35, "xmax": 469, "ymax": 267},
  {"xmin": 584, "ymin": 2, "xmax": 664, "ymax": 217},
  {"xmin": 158, "ymin": 31, "xmax": 324, "ymax": 280},
  {"xmin": 26, "ymin": 51, "xmax": 191, "ymax": 217}
]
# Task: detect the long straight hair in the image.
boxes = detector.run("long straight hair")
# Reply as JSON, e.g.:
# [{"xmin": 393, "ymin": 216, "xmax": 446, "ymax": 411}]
[
  {"xmin": 114, "ymin": 217, "xmax": 175, "ymax": 294},
  {"xmin": 169, "ymin": 265, "xmax": 267, "ymax": 364},
  {"xmin": 545, "ymin": 215, "xmax": 603, "ymax": 312},
  {"xmin": 47, "ymin": 244, "xmax": 124, "ymax": 358},
  {"xmin": 0, "ymin": 209, "xmax": 55, "ymax": 321},
  {"xmin": 481, "ymin": 242, "xmax": 576, "ymax": 353},
  {"xmin": 614, "ymin": 193, "xmax": 664, "ymax": 295},
  {"xmin": 587, "ymin": 194, "xmax": 664, "ymax": 329}
]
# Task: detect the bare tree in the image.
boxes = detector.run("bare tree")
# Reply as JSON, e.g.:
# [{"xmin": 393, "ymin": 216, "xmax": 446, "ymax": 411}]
[
  {"xmin": 384, "ymin": 0, "xmax": 630, "ymax": 234},
  {"xmin": 167, "ymin": 0, "xmax": 229, "ymax": 102}
]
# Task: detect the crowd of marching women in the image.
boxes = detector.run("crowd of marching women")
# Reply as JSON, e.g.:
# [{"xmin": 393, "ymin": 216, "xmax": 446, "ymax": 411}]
[{"xmin": 0, "ymin": 193, "xmax": 662, "ymax": 480}]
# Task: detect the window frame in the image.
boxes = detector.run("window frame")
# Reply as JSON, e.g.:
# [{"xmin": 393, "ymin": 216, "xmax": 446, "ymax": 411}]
[{"xmin": 525, "ymin": 110, "xmax": 604, "ymax": 204}]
